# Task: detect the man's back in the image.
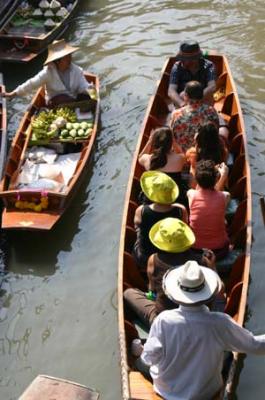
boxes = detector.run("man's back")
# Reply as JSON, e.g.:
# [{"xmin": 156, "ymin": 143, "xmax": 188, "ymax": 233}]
[
  {"xmin": 141, "ymin": 305, "xmax": 265, "ymax": 400},
  {"xmin": 142, "ymin": 305, "xmax": 225, "ymax": 399}
]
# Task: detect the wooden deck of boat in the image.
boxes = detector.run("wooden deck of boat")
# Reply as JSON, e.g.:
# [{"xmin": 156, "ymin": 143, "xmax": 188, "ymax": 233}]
[{"xmin": 118, "ymin": 53, "xmax": 252, "ymax": 399}]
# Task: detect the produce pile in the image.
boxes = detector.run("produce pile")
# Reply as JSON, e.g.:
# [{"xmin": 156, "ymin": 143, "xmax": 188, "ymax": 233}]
[
  {"xmin": 30, "ymin": 107, "xmax": 94, "ymax": 144},
  {"xmin": 12, "ymin": 0, "xmax": 73, "ymax": 30}
]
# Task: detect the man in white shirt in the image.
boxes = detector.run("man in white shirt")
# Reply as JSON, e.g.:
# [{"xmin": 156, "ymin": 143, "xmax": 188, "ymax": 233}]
[{"xmin": 137, "ymin": 261, "xmax": 265, "ymax": 400}]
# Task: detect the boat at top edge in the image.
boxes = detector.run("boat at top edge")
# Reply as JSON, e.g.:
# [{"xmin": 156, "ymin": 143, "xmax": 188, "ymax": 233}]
[
  {"xmin": 0, "ymin": 0, "xmax": 22, "ymax": 31},
  {"xmin": 19, "ymin": 374, "xmax": 100, "ymax": 400},
  {"xmin": 0, "ymin": 72, "xmax": 7, "ymax": 180},
  {"xmin": 0, "ymin": 0, "xmax": 80, "ymax": 64},
  {"xmin": 0, "ymin": 72, "xmax": 100, "ymax": 231},
  {"xmin": 118, "ymin": 53, "xmax": 252, "ymax": 399}
]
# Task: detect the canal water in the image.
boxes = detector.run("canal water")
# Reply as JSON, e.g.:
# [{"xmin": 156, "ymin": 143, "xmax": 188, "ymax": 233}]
[{"xmin": 0, "ymin": 1, "xmax": 264, "ymax": 399}]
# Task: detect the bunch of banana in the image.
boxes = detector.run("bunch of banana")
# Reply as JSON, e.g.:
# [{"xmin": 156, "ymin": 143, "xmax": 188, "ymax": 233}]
[{"xmin": 55, "ymin": 107, "xmax": 77, "ymax": 123}]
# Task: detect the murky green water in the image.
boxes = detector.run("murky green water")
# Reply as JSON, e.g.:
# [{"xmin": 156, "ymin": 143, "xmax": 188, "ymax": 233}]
[{"xmin": 0, "ymin": 1, "xmax": 264, "ymax": 399}]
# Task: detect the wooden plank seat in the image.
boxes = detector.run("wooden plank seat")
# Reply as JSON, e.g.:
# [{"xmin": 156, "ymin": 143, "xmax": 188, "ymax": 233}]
[
  {"xmin": 129, "ymin": 371, "xmax": 162, "ymax": 400},
  {"xmin": 123, "ymin": 252, "xmax": 147, "ymax": 292},
  {"xmin": 125, "ymin": 226, "xmax": 137, "ymax": 253},
  {"xmin": 224, "ymin": 281, "xmax": 243, "ymax": 322},
  {"xmin": 228, "ymin": 154, "xmax": 245, "ymax": 189}
]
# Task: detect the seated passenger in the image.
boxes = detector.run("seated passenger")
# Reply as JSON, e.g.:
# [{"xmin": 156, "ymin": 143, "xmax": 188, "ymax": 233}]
[
  {"xmin": 4, "ymin": 39, "xmax": 96, "ymax": 107},
  {"xmin": 170, "ymin": 81, "xmax": 220, "ymax": 153},
  {"xmin": 168, "ymin": 41, "xmax": 216, "ymax": 108},
  {"xmin": 133, "ymin": 171, "xmax": 188, "ymax": 269},
  {"xmin": 138, "ymin": 127, "xmax": 187, "ymax": 205},
  {"xmin": 186, "ymin": 122, "xmax": 229, "ymax": 187},
  {"xmin": 136, "ymin": 261, "xmax": 265, "ymax": 400},
  {"xmin": 187, "ymin": 160, "xmax": 230, "ymax": 259},
  {"xmin": 125, "ymin": 217, "xmax": 216, "ymax": 328}
]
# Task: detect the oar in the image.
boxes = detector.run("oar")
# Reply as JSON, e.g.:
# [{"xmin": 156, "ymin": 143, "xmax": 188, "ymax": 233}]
[{"xmin": 260, "ymin": 197, "xmax": 265, "ymax": 226}]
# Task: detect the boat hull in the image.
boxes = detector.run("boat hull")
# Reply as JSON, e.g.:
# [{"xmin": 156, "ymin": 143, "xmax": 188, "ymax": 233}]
[
  {"xmin": 0, "ymin": 0, "xmax": 80, "ymax": 63},
  {"xmin": 0, "ymin": 73, "xmax": 100, "ymax": 231},
  {"xmin": 118, "ymin": 54, "xmax": 252, "ymax": 399}
]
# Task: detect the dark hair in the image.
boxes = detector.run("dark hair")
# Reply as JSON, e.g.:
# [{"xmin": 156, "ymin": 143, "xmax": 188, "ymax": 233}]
[
  {"xmin": 185, "ymin": 81, "xmax": 203, "ymax": 100},
  {"xmin": 195, "ymin": 160, "xmax": 218, "ymax": 189},
  {"xmin": 150, "ymin": 127, "xmax": 173, "ymax": 170},
  {"xmin": 196, "ymin": 123, "xmax": 224, "ymax": 164}
]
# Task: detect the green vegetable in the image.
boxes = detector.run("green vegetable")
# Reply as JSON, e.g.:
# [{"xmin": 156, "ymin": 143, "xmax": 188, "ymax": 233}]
[
  {"xmin": 73, "ymin": 122, "xmax": 80, "ymax": 130},
  {"xmin": 77, "ymin": 129, "xmax": 85, "ymax": 136},
  {"xmin": 80, "ymin": 122, "xmax": 88, "ymax": 130},
  {"xmin": 85, "ymin": 128, "xmax": 93, "ymax": 137},
  {"xmin": 66, "ymin": 122, "xmax": 72, "ymax": 130},
  {"xmin": 69, "ymin": 129, "xmax": 77, "ymax": 138},
  {"xmin": 60, "ymin": 129, "xmax": 68, "ymax": 138}
]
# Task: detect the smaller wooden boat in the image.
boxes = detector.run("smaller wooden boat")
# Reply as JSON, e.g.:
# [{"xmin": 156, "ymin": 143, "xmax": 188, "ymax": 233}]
[
  {"xmin": 0, "ymin": 0, "xmax": 80, "ymax": 63},
  {"xmin": 0, "ymin": 72, "xmax": 7, "ymax": 179},
  {"xmin": 0, "ymin": 0, "xmax": 22, "ymax": 31},
  {"xmin": 118, "ymin": 53, "xmax": 251, "ymax": 399},
  {"xmin": 19, "ymin": 375, "xmax": 100, "ymax": 400},
  {"xmin": 0, "ymin": 72, "xmax": 100, "ymax": 231}
]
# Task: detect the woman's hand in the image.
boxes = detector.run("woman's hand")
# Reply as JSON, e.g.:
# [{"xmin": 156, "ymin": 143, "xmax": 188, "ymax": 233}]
[
  {"xmin": 217, "ymin": 162, "xmax": 228, "ymax": 177},
  {"xmin": 202, "ymin": 249, "xmax": 216, "ymax": 270},
  {"xmin": 2, "ymin": 91, "xmax": 16, "ymax": 99}
]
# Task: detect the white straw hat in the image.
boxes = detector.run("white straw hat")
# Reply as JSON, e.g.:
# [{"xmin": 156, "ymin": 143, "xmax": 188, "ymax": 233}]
[
  {"xmin": 44, "ymin": 39, "xmax": 78, "ymax": 65},
  {"xmin": 162, "ymin": 261, "xmax": 221, "ymax": 305}
]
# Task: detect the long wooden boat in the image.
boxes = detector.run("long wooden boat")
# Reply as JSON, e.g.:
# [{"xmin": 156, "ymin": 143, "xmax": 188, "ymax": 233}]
[
  {"xmin": 0, "ymin": 72, "xmax": 100, "ymax": 231},
  {"xmin": 19, "ymin": 375, "xmax": 99, "ymax": 400},
  {"xmin": 0, "ymin": 0, "xmax": 22, "ymax": 31},
  {"xmin": 118, "ymin": 53, "xmax": 252, "ymax": 399},
  {"xmin": 0, "ymin": 0, "xmax": 80, "ymax": 63},
  {"xmin": 0, "ymin": 72, "xmax": 7, "ymax": 179}
]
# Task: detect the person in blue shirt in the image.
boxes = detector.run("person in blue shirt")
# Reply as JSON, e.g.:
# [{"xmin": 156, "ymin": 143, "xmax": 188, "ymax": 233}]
[{"xmin": 168, "ymin": 41, "xmax": 216, "ymax": 108}]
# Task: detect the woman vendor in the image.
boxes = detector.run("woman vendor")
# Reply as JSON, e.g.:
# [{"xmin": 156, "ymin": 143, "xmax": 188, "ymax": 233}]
[{"xmin": 4, "ymin": 39, "xmax": 96, "ymax": 107}]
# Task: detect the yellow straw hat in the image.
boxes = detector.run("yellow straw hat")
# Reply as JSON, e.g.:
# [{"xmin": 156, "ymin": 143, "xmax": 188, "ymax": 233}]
[
  {"xmin": 149, "ymin": 217, "xmax": 195, "ymax": 253},
  {"xmin": 44, "ymin": 39, "xmax": 79, "ymax": 65},
  {"xmin": 140, "ymin": 171, "xmax": 179, "ymax": 204}
]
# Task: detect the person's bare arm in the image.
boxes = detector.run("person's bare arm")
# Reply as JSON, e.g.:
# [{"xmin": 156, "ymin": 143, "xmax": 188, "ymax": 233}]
[
  {"xmin": 2, "ymin": 91, "xmax": 16, "ymax": 99},
  {"xmin": 147, "ymin": 254, "xmax": 155, "ymax": 291},
  {"xmin": 173, "ymin": 203, "xmax": 188, "ymax": 224},
  {"xmin": 134, "ymin": 205, "xmax": 143, "ymax": 228},
  {"xmin": 215, "ymin": 162, "xmax": 228, "ymax": 191},
  {"xmin": 138, "ymin": 131, "xmax": 155, "ymax": 167},
  {"xmin": 168, "ymin": 83, "xmax": 185, "ymax": 108},
  {"xmin": 203, "ymin": 79, "xmax": 216, "ymax": 102}
]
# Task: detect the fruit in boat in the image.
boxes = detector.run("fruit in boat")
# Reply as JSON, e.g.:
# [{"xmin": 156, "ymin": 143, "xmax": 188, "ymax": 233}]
[
  {"xmin": 69, "ymin": 129, "xmax": 77, "ymax": 138},
  {"xmin": 78, "ymin": 129, "xmax": 85, "ymax": 136}
]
